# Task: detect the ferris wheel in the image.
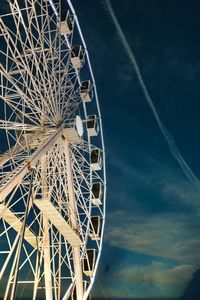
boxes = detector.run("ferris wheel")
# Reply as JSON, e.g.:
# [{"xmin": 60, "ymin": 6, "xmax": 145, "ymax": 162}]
[{"xmin": 0, "ymin": 0, "xmax": 106, "ymax": 299}]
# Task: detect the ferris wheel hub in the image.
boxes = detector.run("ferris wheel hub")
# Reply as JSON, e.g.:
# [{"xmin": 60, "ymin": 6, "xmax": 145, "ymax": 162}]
[{"xmin": 76, "ymin": 115, "xmax": 84, "ymax": 137}]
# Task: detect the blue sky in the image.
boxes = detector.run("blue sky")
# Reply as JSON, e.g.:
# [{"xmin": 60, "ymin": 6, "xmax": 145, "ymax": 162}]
[
  {"xmin": 0, "ymin": 0, "xmax": 200, "ymax": 299},
  {"xmin": 72, "ymin": 0, "xmax": 200, "ymax": 298}
]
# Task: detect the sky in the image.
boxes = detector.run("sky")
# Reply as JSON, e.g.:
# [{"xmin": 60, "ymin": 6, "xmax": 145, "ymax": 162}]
[
  {"xmin": 72, "ymin": 0, "xmax": 200, "ymax": 299},
  {"xmin": 0, "ymin": 0, "xmax": 200, "ymax": 299}
]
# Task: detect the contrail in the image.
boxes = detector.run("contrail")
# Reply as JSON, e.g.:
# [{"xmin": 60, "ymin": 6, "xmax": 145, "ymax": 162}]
[{"xmin": 103, "ymin": 0, "xmax": 200, "ymax": 191}]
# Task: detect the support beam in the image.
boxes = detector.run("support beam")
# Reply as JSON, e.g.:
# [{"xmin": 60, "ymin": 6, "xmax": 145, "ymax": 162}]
[
  {"xmin": 0, "ymin": 127, "xmax": 81, "ymax": 203},
  {"xmin": 0, "ymin": 127, "xmax": 63, "ymax": 202},
  {"xmin": 0, "ymin": 126, "xmax": 82, "ymax": 297},
  {"xmin": 0, "ymin": 120, "xmax": 40, "ymax": 131},
  {"xmin": 63, "ymin": 139, "xmax": 84, "ymax": 300},
  {"xmin": 10, "ymin": 170, "xmax": 34, "ymax": 300},
  {"xmin": 41, "ymin": 156, "xmax": 53, "ymax": 300},
  {"xmin": 34, "ymin": 200, "xmax": 82, "ymax": 246},
  {"xmin": 0, "ymin": 131, "xmax": 43, "ymax": 169},
  {"xmin": 0, "ymin": 203, "xmax": 37, "ymax": 248},
  {"xmin": 43, "ymin": 217, "xmax": 53, "ymax": 300}
]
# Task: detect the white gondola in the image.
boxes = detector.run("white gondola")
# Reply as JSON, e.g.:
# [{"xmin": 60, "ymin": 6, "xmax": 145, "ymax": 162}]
[
  {"xmin": 91, "ymin": 182, "xmax": 103, "ymax": 206},
  {"xmin": 87, "ymin": 115, "xmax": 99, "ymax": 137},
  {"xmin": 83, "ymin": 249, "xmax": 96, "ymax": 277},
  {"xmin": 90, "ymin": 149, "xmax": 102, "ymax": 171},
  {"xmin": 80, "ymin": 80, "xmax": 93, "ymax": 102},
  {"xmin": 70, "ymin": 46, "xmax": 85, "ymax": 69},
  {"xmin": 59, "ymin": 10, "xmax": 74, "ymax": 36},
  {"xmin": 89, "ymin": 216, "xmax": 101, "ymax": 240}
]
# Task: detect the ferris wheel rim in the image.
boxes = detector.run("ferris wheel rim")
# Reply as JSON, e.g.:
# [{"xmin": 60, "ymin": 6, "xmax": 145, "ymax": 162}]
[{"xmin": 66, "ymin": 2, "xmax": 106, "ymax": 299}]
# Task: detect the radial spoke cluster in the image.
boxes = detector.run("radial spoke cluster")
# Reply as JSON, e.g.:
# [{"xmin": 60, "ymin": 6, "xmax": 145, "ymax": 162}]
[{"xmin": 0, "ymin": 1, "xmax": 105, "ymax": 299}]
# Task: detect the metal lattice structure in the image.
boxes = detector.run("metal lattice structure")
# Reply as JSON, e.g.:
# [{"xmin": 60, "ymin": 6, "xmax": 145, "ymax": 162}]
[{"xmin": 0, "ymin": 1, "xmax": 106, "ymax": 299}]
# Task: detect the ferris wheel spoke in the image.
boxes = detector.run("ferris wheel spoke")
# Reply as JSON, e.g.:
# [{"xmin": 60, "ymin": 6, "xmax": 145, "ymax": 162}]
[
  {"xmin": 0, "ymin": 53, "xmax": 44, "ymax": 117},
  {"xmin": 32, "ymin": 244, "xmax": 43, "ymax": 300},
  {"xmin": 0, "ymin": 131, "xmax": 44, "ymax": 171},
  {"xmin": 61, "ymin": 76, "xmax": 81, "ymax": 119},
  {"xmin": 0, "ymin": 128, "xmax": 63, "ymax": 203},
  {"xmin": 1, "ymin": 93, "xmax": 40, "ymax": 126},
  {"xmin": 62, "ymin": 139, "xmax": 84, "ymax": 300},
  {"xmin": 5, "ymin": 4, "xmax": 57, "ymax": 121},
  {"xmin": 0, "ymin": 206, "xmax": 37, "ymax": 249},
  {"xmin": 0, "ymin": 119, "xmax": 40, "ymax": 131},
  {"xmin": 70, "ymin": 152, "xmax": 91, "ymax": 206},
  {"xmin": 23, "ymin": 1, "xmax": 59, "ymax": 117},
  {"xmin": 72, "ymin": 143, "xmax": 103, "ymax": 182},
  {"xmin": 0, "ymin": 232, "xmax": 20, "ymax": 281},
  {"xmin": 22, "ymin": 244, "xmax": 37, "ymax": 276},
  {"xmin": 58, "ymin": 58, "xmax": 77, "ymax": 114},
  {"xmin": 3, "ymin": 175, "xmax": 33, "ymax": 299},
  {"xmin": 39, "ymin": 6, "xmax": 61, "ymax": 117},
  {"xmin": 51, "ymin": 45, "xmax": 74, "ymax": 117},
  {"xmin": 0, "ymin": 95, "xmax": 40, "ymax": 126},
  {"xmin": 56, "ymin": 165, "xmax": 82, "ymax": 237},
  {"xmin": 50, "ymin": 229, "xmax": 59, "ymax": 293},
  {"xmin": 0, "ymin": 24, "xmax": 56, "ymax": 121},
  {"xmin": 0, "ymin": 148, "xmax": 25, "ymax": 170},
  {"xmin": 0, "ymin": 64, "xmax": 51, "ymax": 124},
  {"xmin": 46, "ymin": 2, "xmax": 77, "ymax": 117}
]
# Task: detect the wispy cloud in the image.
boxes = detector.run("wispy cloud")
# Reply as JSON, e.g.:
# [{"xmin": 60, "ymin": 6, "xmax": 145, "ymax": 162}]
[
  {"xmin": 94, "ymin": 259, "xmax": 196, "ymax": 298},
  {"xmin": 99, "ymin": 210, "xmax": 200, "ymax": 298},
  {"xmin": 105, "ymin": 211, "xmax": 200, "ymax": 264},
  {"xmin": 107, "ymin": 151, "xmax": 200, "ymax": 211},
  {"xmin": 102, "ymin": 150, "xmax": 200, "ymax": 298},
  {"xmin": 117, "ymin": 263, "xmax": 195, "ymax": 287}
]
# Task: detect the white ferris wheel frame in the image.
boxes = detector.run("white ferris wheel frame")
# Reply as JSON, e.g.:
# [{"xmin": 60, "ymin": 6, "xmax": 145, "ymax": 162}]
[{"xmin": 0, "ymin": 0, "xmax": 106, "ymax": 300}]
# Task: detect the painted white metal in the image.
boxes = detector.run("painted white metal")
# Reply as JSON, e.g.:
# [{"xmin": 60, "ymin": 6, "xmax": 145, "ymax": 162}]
[
  {"xmin": 0, "ymin": 203, "xmax": 37, "ymax": 247},
  {"xmin": 63, "ymin": 139, "xmax": 84, "ymax": 300},
  {"xmin": 67, "ymin": 2, "xmax": 107, "ymax": 299},
  {"xmin": 91, "ymin": 182, "xmax": 103, "ymax": 206},
  {"xmin": 87, "ymin": 116, "xmax": 99, "ymax": 137},
  {"xmin": 60, "ymin": 19, "xmax": 72, "ymax": 36},
  {"xmin": 34, "ymin": 199, "xmax": 82, "ymax": 247},
  {"xmin": 83, "ymin": 249, "xmax": 96, "ymax": 277},
  {"xmin": 91, "ymin": 149, "xmax": 102, "ymax": 171},
  {"xmin": 0, "ymin": 128, "xmax": 63, "ymax": 202},
  {"xmin": 41, "ymin": 155, "xmax": 53, "ymax": 300},
  {"xmin": 80, "ymin": 81, "xmax": 93, "ymax": 103},
  {"xmin": 0, "ymin": 0, "xmax": 106, "ymax": 298},
  {"xmin": 71, "ymin": 57, "xmax": 83, "ymax": 70},
  {"xmin": 89, "ymin": 216, "xmax": 101, "ymax": 241},
  {"xmin": 80, "ymin": 91, "xmax": 92, "ymax": 103},
  {"xmin": 43, "ymin": 216, "xmax": 53, "ymax": 300}
]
